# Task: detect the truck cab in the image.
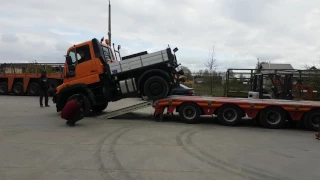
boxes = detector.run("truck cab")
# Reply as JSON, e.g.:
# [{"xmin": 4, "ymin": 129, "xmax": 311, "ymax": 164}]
[{"xmin": 53, "ymin": 38, "xmax": 183, "ymax": 115}]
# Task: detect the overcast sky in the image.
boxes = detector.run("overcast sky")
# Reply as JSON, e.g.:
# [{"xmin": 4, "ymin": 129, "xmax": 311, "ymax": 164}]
[{"xmin": 1, "ymin": 0, "xmax": 320, "ymax": 72}]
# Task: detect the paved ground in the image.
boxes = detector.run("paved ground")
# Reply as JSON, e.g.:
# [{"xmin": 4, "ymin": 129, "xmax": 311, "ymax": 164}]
[{"xmin": 0, "ymin": 96, "xmax": 319, "ymax": 180}]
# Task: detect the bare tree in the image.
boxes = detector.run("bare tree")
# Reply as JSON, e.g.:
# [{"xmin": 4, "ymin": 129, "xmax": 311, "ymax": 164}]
[
  {"xmin": 205, "ymin": 46, "xmax": 218, "ymax": 73},
  {"xmin": 204, "ymin": 46, "xmax": 219, "ymax": 95}
]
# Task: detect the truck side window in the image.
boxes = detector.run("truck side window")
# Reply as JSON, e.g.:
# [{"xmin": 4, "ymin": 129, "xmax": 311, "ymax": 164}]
[
  {"xmin": 68, "ymin": 49, "xmax": 76, "ymax": 65},
  {"xmin": 102, "ymin": 46, "xmax": 112, "ymax": 59},
  {"xmin": 76, "ymin": 45, "xmax": 91, "ymax": 64}
]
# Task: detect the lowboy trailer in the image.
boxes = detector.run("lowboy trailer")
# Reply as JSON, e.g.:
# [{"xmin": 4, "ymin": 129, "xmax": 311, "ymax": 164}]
[{"xmin": 153, "ymin": 95, "xmax": 320, "ymax": 131}]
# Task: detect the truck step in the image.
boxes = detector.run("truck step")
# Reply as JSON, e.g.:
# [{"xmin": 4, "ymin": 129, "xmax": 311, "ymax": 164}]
[{"xmin": 103, "ymin": 101, "xmax": 152, "ymax": 119}]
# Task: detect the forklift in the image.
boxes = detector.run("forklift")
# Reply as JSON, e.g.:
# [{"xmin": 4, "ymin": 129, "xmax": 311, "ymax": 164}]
[{"xmin": 249, "ymin": 73, "xmax": 294, "ymax": 100}]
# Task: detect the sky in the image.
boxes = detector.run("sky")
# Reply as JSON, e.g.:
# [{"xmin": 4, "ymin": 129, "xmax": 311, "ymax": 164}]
[{"xmin": 1, "ymin": 0, "xmax": 320, "ymax": 72}]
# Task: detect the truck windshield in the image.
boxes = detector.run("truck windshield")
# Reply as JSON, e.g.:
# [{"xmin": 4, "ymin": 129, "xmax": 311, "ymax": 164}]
[{"xmin": 101, "ymin": 46, "xmax": 114, "ymax": 60}]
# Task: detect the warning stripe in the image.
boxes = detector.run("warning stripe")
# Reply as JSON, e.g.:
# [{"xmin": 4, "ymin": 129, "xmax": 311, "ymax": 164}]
[{"xmin": 156, "ymin": 101, "xmax": 311, "ymax": 111}]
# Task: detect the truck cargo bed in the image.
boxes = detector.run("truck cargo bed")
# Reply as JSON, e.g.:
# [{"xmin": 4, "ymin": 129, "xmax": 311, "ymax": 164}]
[{"xmin": 109, "ymin": 48, "xmax": 172, "ymax": 75}]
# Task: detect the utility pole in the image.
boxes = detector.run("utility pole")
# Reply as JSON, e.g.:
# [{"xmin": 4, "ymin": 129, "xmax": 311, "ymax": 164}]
[{"xmin": 108, "ymin": 0, "xmax": 111, "ymax": 45}]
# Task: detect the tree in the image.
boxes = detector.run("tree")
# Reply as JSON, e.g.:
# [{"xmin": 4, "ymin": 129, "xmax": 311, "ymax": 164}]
[
  {"xmin": 204, "ymin": 46, "xmax": 219, "ymax": 95},
  {"xmin": 178, "ymin": 66, "xmax": 193, "ymax": 80},
  {"xmin": 205, "ymin": 46, "xmax": 218, "ymax": 73}
]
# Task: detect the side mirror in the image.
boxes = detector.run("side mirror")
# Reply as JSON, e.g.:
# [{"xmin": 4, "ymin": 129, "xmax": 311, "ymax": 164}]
[
  {"xmin": 118, "ymin": 45, "xmax": 121, "ymax": 50},
  {"xmin": 66, "ymin": 56, "xmax": 73, "ymax": 65}
]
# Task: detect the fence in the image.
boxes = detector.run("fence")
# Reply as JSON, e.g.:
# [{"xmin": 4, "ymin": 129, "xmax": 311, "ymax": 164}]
[
  {"xmin": 181, "ymin": 68, "xmax": 320, "ymax": 101},
  {"xmin": 180, "ymin": 72, "xmax": 225, "ymax": 97}
]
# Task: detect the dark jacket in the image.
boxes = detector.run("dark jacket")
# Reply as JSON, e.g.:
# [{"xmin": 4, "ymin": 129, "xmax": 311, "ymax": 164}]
[{"xmin": 39, "ymin": 76, "xmax": 49, "ymax": 90}]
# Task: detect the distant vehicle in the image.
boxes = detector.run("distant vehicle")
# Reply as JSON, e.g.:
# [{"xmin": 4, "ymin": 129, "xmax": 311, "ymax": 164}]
[{"xmin": 170, "ymin": 84, "xmax": 195, "ymax": 96}]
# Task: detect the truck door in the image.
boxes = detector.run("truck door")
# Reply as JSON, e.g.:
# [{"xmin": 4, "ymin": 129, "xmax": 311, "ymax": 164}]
[{"xmin": 64, "ymin": 44, "xmax": 96, "ymax": 83}]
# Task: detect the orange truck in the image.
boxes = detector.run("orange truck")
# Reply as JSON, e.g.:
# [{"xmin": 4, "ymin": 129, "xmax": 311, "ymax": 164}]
[
  {"xmin": 0, "ymin": 63, "xmax": 64, "ymax": 96},
  {"xmin": 52, "ymin": 1, "xmax": 184, "ymax": 115},
  {"xmin": 52, "ymin": 38, "xmax": 183, "ymax": 115}
]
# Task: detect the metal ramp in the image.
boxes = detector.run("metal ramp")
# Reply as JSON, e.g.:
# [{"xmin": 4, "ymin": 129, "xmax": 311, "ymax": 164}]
[{"xmin": 103, "ymin": 100, "xmax": 154, "ymax": 119}]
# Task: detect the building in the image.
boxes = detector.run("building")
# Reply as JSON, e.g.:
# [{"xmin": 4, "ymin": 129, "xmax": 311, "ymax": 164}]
[{"xmin": 260, "ymin": 63, "xmax": 294, "ymax": 74}]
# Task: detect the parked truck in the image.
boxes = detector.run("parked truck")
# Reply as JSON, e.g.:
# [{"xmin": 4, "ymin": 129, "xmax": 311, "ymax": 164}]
[{"xmin": 0, "ymin": 63, "xmax": 64, "ymax": 96}]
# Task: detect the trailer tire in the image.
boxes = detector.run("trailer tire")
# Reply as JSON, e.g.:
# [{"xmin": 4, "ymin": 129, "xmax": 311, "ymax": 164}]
[
  {"xmin": 0, "ymin": 82, "xmax": 8, "ymax": 95},
  {"xmin": 12, "ymin": 82, "xmax": 24, "ymax": 95},
  {"xmin": 304, "ymin": 109, "xmax": 320, "ymax": 131},
  {"xmin": 217, "ymin": 104, "xmax": 243, "ymax": 126},
  {"xmin": 143, "ymin": 76, "xmax": 169, "ymax": 100},
  {"xmin": 27, "ymin": 82, "xmax": 40, "ymax": 96},
  {"xmin": 67, "ymin": 94, "xmax": 92, "ymax": 116},
  {"xmin": 92, "ymin": 103, "xmax": 108, "ymax": 112},
  {"xmin": 179, "ymin": 102, "xmax": 201, "ymax": 124},
  {"xmin": 259, "ymin": 106, "xmax": 286, "ymax": 129}
]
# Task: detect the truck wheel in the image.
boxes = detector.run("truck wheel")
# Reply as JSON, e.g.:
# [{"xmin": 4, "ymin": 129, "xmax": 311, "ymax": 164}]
[
  {"xmin": 92, "ymin": 103, "xmax": 108, "ymax": 112},
  {"xmin": 12, "ymin": 82, "xmax": 24, "ymax": 95},
  {"xmin": 217, "ymin": 104, "xmax": 243, "ymax": 126},
  {"xmin": 143, "ymin": 76, "xmax": 169, "ymax": 100},
  {"xmin": 0, "ymin": 82, "xmax": 8, "ymax": 95},
  {"xmin": 67, "ymin": 94, "xmax": 92, "ymax": 116},
  {"xmin": 27, "ymin": 82, "xmax": 40, "ymax": 96},
  {"xmin": 179, "ymin": 102, "xmax": 201, "ymax": 124},
  {"xmin": 304, "ymin": 108, "xmax": 320, "ymax": 131},
  {"xmin": 259, "ymin": 106, "xmax": 286, "ymax": 129},
  {"xmin": 48, "ymin": 79, "xmax": 59, "ymax": 95}
]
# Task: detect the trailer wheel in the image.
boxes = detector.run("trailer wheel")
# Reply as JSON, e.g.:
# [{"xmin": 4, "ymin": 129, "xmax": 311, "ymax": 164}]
[
  {"xmin": 67, "ymin": 94, "xmax": 92, "ymax": 116},
  {"xmin": 12, "ymin": 82, "xmax": 24, "ymax": 95},
  {"xmin": 143, "ymin": 76, "xmax": 169, "ymax": 100},
  {"xmin": 27, "ymin": 82, "xmax": 40, "ymax": 96},
  {"xmin": 179, "ymin": 102, "xmax": 201, "ymax": 124},
  {"xmin": 259, "ymin": 106, "xmax": 286, "ymax": 129},
  {"xmin": 92, "ymin": 103, "xmax": 108, "ymax": 112},
  {"xmin": 304, "ymin": 109, "xmax": 320, "ymax": 131},
  {"xmin": 217, "ymin": 104, "xmax": 243, "ymax": 126},
  {"xmin": 0, "ymin": 82, "xmax": 8, "ymax": 95}
]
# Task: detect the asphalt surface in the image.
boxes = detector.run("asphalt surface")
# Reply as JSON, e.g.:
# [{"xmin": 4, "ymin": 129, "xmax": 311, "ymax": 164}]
[{"xmin": 0, "ymin": 96, "xmax": 319, "ymax": 180}]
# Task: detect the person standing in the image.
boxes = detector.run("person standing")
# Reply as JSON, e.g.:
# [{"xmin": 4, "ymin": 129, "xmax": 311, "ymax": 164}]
[{"xmin": 39, "ymin": 71, "xmax": 50, "ymax": 107}]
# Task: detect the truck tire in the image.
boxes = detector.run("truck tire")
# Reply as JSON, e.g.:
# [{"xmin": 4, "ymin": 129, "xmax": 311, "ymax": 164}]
[
  {"xmin": 143, "ymin": 76, "xmax": 169, "ymax": 100},
  {"xmin": 12, "ymin": 82, "xmax": 24, "ymax": 95},
  {"xmin": 179, "ymin": 102, "xmax": 201, "ymax": 124},
  {"xmin": 259, "ymin": 106, "xmax": 287, "ymax": 129},
  {"xmin": 304, "ymin": 108, "xmax": 320, "ymax": 131},
  {"xmin": 48, "ymin": 79, "xmax": 59, "ymax": 95},
  {"xmin": 27, "ymin": 82, "xmax": 40, "ymax": 96},
  {"xmin": 217, "ymin": 104, "xmax": 243, "ymax": 126},
  {"xmin": 92, "ymin": 103, "xmax": 108, "ymax": 112},
  {"xmin": 67, "ymin": 94, "xmax": 92, "ymax": 116},
  {"xmin": 0, "ymin": 82, "xmax": 8, "ymax": 95}
]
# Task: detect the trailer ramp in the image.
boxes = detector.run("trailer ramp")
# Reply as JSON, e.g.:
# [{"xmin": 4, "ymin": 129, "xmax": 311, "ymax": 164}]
[{"xmin": 103, "ymin": 100, "xmax": 154, "ymax": 119}]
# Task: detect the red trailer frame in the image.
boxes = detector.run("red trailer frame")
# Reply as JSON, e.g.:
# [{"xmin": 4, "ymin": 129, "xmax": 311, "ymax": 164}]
[{"xmin": 154, "ymin": 95, "xmax": 320, "ymax": 131}]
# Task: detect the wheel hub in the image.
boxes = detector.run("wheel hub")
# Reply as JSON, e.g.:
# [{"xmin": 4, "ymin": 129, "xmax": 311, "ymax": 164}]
[
  {"xmin": 223, "ymin": 108, "xmax": 237, "ymax": 122},
  {"xmin": 14, "ymin": 86, "xmax": 21, "ymax": 93},
  {"xmin": 311, "ymin": 114, "xmax": 320, "ymax": 127},
  {"xmin": 0, "ymin": 85, "xmax": 5, "ymax": 93},
  {"xmin": 266, "ymin": 111, "xmax": 280, "ymax": 124},
  {"xmin": 30, "ymin": 86, "xmax": 37, "ymax": 93},
  {"xmin": 150, "ymin": 83, "xmax": 162, "ymax": 95},
  {"xmin": 183, "ymin": 106, "xmax": 196, "ymax": 120}
]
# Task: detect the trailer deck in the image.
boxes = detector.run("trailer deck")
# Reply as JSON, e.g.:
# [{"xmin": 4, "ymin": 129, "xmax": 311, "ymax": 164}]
[{"xmin": 154, "ymin": 95, "xmax": 320, "ymax": 131}]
